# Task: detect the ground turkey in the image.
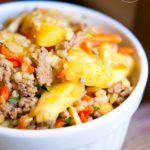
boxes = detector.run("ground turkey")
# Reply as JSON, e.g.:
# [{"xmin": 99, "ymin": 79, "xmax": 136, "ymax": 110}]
[
  {"xmin": 108, "ymin": 81, "xmax": 133, "ymax": 106},
  {"xmin": 0, "ymin": 59, "xmax": 12, "ymax": 85},
  {"xmin": 18, "ymin": 97, "xmax": 38, "ymax": 114},
  {"xmin": 13, "ymin": 79, "xmax": 37, "ymax": 97},
  {"xmin": 0, "ymin": 103, "xmax": 17, "ymax": 119},
  {"xmin": 0, "ymin": 97, "xmax": 38, "ymax": 120},
  {"xmin": 35, "ymin": 47, "xmax": 53, "ymax": 86}
]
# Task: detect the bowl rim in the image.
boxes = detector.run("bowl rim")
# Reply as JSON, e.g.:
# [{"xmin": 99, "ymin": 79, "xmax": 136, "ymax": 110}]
[{"xmin": 0, "ymin": 1, "xmax": 148, "ymax": 138}]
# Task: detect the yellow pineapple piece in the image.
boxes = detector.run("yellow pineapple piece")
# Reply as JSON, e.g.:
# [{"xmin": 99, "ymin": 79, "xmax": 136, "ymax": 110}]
[
  {"xmin": 20, "ymin": 10, "xmax": 66, "ymax": 47},
  {"xmin": 35, "ymin": 24, "xmax": 66, "ymax": 47},
  {"xmin": 65, "ymin": 49, "xmax": 112, "ymax": 88},
  {"xmin": 99, "ymin": 43, "xmax": 134, "ymax": 86},
  {"xmin": 31, "ymin": 82, "xmax": 85, "ymax": 122},
  {"xmin": 99, "ymin": 103, "xmax": 113, "ymax": 115}
]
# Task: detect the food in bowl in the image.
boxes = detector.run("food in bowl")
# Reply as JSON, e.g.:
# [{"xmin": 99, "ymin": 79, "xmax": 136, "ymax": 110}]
[{"xmin": 0, "ymin": 8, "xmax": 134, "ymax": 129}]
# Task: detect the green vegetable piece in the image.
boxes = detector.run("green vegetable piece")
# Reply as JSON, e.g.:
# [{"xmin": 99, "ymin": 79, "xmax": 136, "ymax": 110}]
[
  {"xmin": 65, "ymin": 118, "xmax": 71, "ymax": 125},
  {"xmin": 34, "ymin": 82, "xmax": 49, "ymax": 92},
  {"xmin": 8, "ymin": 96, "xmax": 20, "ymax": 104},
  {"xmin": 94, "ymin": 106, "xmax": 100, "ymax": 111}
]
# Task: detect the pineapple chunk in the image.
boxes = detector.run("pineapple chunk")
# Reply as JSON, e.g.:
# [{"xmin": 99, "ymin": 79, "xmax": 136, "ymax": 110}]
[
  {"xmin": 35, "ymin": 24, "xmax": 66, "ymax": 47},
  {"xmin": 99, "ymin": 103, "xmax": 113, "ymax": 115},
  {"xmin": 31, "ymin": 82, "xmax": 85, "ymax": 122},
  {"xmin": 20, "ymin": 11, "xmax": 66, "ymax": 47},
  {"xmin": 65, "ymin": 49, "xmax": 112, "ymax": 88},
  {"xmin": 99, "ymin": 43, "xmax": 134, "ymax": 86}
]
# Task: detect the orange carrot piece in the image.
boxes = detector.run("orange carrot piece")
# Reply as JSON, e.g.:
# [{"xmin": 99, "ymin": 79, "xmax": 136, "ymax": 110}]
[
  {"xmin": 27, "ymin": 64, "xmax": 35, "ymax": 74},
  {"xmin": 79, "ymin": 106, "xmax": 94, "ymax": 123},
  {"xmin": 25, "ymin": 63, "xmax": 35, "ymax": 74},
  {"xmin": 75, "ymin": 23, "xmax": 82, "ymax": 33},
  {"xmin": 89, "ymin": 34, "xmax": 122, "ymax": 47},
  {"xmin": 0, "ymin": 44, "xmax": 23, "ymax": 67},
  {"xmin": 9, "ymin": 56, "xmax": 23, "ymax": 67},
  {"xmin": 57, "ymin": 70, "xmax": 66, "ymax": 79},
  {"xmin": 118, "ymin": 47, "xmax": 133, "ymax": 55},
  {"xmin": 0, "ymin": 44, "xmax": 13, "ymax": 58},
  {"xmin": 12, "ymin": 61, "xmax": 21, "ymax": 68},
  {"xmin": 0, "ymin": 97, "xmax": 4, "ymax": 103},
  {"xmin": 55, "ymin": 118, "xmax": 65, "ymax": 128},
  {"xmin": 79, "ymin": 112, "xmax": 87, "ymax": 123},
  {"xmin": 80, "ymin": 41, "xmax": 93, "ymax": 54},
  {"xmin": 81, "ymin": 95, "xmax": 92, "ymax": 102},
  {"xmin": 0, "ymin": 85, "xmax": 9, "ymax": 101},
  {"xmin": 17, "ymin": 117, "xmax": 27, "ymax": 129},
  {"xmin": 46, "ymin": 46, "xmax": 55, "ymax": 51}
]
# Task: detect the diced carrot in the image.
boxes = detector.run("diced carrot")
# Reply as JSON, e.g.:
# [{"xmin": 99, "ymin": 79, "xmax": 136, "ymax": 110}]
[
  {"xmin": 8, "ymin": 55, "xmax": 23, "ymax": 67},
  {"xmin": 118, "ymin": 47, "xmax": 133, "ymax": 55},
  {"xmin": 86, "ymin": 87, "xmax": 97, "ymax": 94},
  {"xmin": 12, "ymin": 61, "xmax": 20, "ymax": 68},
  {"xmin": 55, "ymin": 118, "xmax": 65, "ymax": 128},
  {"xmin": 0, "ymin": 44, "xmax": 13, "ymax": 58},
  {"xmin": 24, "ymin": 28, "xmax": 35, "ymax": 40},
  {"xmin": 0, "ymin": 44, "xmax": 23, "ymax": 67},
  {"xmin": 81, "ymin": 95, "xmax": 92, "ymax": 102},
  {"xmin": 0, "ymin": 97, "xmax": 4, "ymax": 103},
  {"xmin": 23, "ymin": 63, "xmax": 35, "ymax": 74},
  {"xmin": 80, "ymin": 41, "xmax": 93, "ymax": 54},
  {"xmin": 82, "ymin": 106, "xmax": 94, "ymax": 116},
  {"xmin": 17, "ymin": 117, "xmax": 27, "ymax": 129},
  {"xmin": 79, "ymin": 106, "xmax": 94, "ymax": 123},
  {"xmin": 88, "ymin": 34, "xmax": 122, "ymax": 47},
  {"xmin": 0, "ymin": 85, "xmax": 9, "ymax": 101},
  {"xmin": 46, "ymin": 46, "xmax": 55, "ymax": 51},
  {"xmin": 75, "ymin": 23, "xmax": 82, "ymax": 33},
  {"xmin": 57, "ymin": 70, "xmax": 66, "ymax": 79},
  {"xmin": 26, "ymin": 64, "xmax": 35, "ymax": 74},
  {"xmin": 79, "ymin": 112, "xmax": 87, "ymax": 123}
]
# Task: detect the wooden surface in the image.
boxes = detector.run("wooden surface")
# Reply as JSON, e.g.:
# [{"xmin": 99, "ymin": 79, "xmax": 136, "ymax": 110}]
[{"xmin": 123, "ymin": 102, "xmax": 150, "ymax": 150}]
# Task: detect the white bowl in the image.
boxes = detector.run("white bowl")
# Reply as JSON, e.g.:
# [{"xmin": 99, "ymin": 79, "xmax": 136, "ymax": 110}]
[{"xmin": 0, "ymin": 2, "xmax": 148, "ymax": 150}]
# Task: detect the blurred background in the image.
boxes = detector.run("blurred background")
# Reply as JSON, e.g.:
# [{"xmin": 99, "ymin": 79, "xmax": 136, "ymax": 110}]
[{"xmin": 0, "ymin": 0, "xmax": 149, "ymax": 149}]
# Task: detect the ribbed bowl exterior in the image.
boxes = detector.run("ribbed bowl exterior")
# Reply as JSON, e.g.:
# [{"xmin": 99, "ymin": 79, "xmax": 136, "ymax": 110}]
[{"xmin": 74, "ymin": 120, "xmax": 130, "ymax": 150}]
